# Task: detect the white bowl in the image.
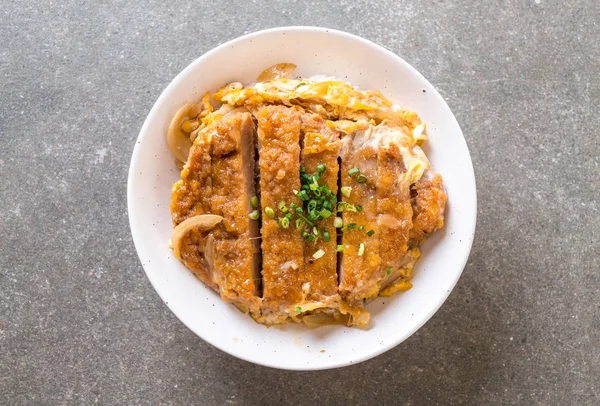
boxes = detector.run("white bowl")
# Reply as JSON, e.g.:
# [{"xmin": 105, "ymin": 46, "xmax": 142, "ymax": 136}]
[{"xmin": 128, "ymin": 26, "xmax": 477, "ymax": 371}]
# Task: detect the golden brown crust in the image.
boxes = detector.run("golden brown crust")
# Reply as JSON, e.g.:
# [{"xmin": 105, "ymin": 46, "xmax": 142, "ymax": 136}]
[
  {"xmin": 409, "ymin": 173, "xmax": 447, "ymax": 246},
  {"xmin": 256, "ymin": 105, "xmax": 306, "ymax": 307},
  {"xmin": 170, "ymin": 134, "xmax": 212, "ymax": 226},
  {"xmin": 338, "ymin": 126, "xmax": 382, "ymax": 303},
  {"xmin": 171, "ymin": 112, "xmax": 260, "ymax": 310},
  {"xmin": 376, "ymin": 125, "xmax": 414, "ymax": 288}
]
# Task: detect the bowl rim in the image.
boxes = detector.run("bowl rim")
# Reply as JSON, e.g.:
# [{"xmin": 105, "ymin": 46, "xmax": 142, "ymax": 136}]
[{"xmin": 127, "ymin": 25, "xmax": 477, "ymax": 370}]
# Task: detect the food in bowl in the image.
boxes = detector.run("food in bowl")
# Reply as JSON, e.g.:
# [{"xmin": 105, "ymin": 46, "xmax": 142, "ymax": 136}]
[{"xmin": 167, "ymin": 63, "xmax": 447, "ymax": 327}]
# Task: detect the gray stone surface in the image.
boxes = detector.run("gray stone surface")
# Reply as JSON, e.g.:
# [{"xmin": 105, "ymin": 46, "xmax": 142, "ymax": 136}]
[{"xmin": 1, "ymin": 0, "xmax": 599, "ymax": 404}]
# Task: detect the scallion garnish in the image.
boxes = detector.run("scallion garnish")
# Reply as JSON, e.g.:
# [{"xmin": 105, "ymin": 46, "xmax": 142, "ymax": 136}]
[
  {"xmin": 298, "ymin": 190, "xmax": 309, "ymax": 201},
  {"xmin": 250, "ymin": 196, "xmax": 259, "ymax": 209},
  {"xmin": 279, "ymin": 217, "xmax": 290, "ymax": 229},
  {"xmin": 387, "ymin": 266, "xmax": 394, "ymax": 275},
  {"xmin": 346, "ymin": 223, "xmax": 357, "ymax": 230},
  {"xmin": 323, "ymin": 231, "xmax": 331, "ymax": 242},
  {"xmin": 265, "ymin": 207, "xmax": 275, "ymax": 218},
  {"xmin": 248, "ymin": 210, "xmax": 260, "ymax": 220},
  {"xmin": 334, "ymin": 217, "xmax": 343, "ymax": 228},
  {"xmin": 366, "ymin": 229, "xmax": 375, "ymax": 237},
  {"xmin": 344, "ymin": 203, "xmax": 357, "ymax": 212},
  {"xmin": 320, "ymin": 208, "xmax": 332, "ymax": 219},
  {"xmin": 295, "ymin": 306, "xmax": 302, "ymax": 314},
  {"xmin": 336, "ymin": 244, "xmax": 344, "ymax": 252},
  {"xmin": 356, "ymin": 174, "xmax": 368, "ymax": 183},
  {"xmin": 348, "ymin": 167, "xmax": 360, "ymax": 177},
  {"xmin": 358, "ymin": 243, "xmax": 365, "ymax": 256},
  {"xmin": 341, "ymin": 186, "xmax": 352, "ymax": 197},
  {"xmin": 313, "ymin": 249, "xmax": 325, "ymax": 259},
  {"xmin": 316, "ymin": 164, "xmax": 326, "ymax": 173}
]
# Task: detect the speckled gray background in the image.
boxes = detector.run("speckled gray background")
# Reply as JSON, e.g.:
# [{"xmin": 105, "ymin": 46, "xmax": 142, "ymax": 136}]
[{"xmin": 1, "ymin": 0, "xmax": 599, "ymax": 405}]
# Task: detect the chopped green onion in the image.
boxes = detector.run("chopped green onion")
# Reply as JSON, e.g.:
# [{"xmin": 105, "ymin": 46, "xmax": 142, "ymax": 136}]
[
  {"xmin": 250, "ymin": 196, "xmax": 259, "ymax": 209},
  {"xmin": 313, "ymin": 249, "xmax": 325, "ymax": 259},
  {"xmin": 356, "ymin": 174, "xmax": 368, "ymax": 184},
  {"xmin": 356, "ymin": 205, "xmax": 363, "ymax": 212},
  {"xmin": 337, "ymin": 202, "xmax": 346, "ymax": 212},
  {"xmin": 348, "ymin": 167, "xmax": 360, "ymax": 177},
  {"xmin": 317, "ymin": 164, "xmax": 326, "ymax": 173},
  {"xmin": 278, "ymin": 201, "xmax": 287, "ymax": 211},
  {"xmin": 279, "ymin": 217, "xmax": 290, "ymax": 228},
  {"xmin": 307, "ymin": 235, "xmax": 316, "ymax": 242},
  {"xmin": 295, "ymin": 306, "xmax": 302, "ymax": 314},
  {"xmin": 387, "ymin": 266, "xmax": 394, "ymax": 275},
  {"xmin": 366, "ymin": 229, "xmax": 375, "ymax": 237},
  {"xmin": 359, "ymin": 225, "xmax": 364, "ymax": 231},
  {"xmin": 297, "ymin": 213, "xmax": 315, "ymax": 227},
  {"xmin": 296, "ymin": 207, "xmax": 304, "ymax": 215},
  {"xmin": 346, "ymin": 223, "xmax": 357, "ymax": 230},
  {"xmin": 285, "ymin": 212, "xmax": 293, "ymax": 219},
  {"xmin": 322, "ymin": 200, "xmax": 332, "ymax": 210},
  {"xmin": 289, "ymin": 202, "xmax": 297, "ymax": 209},
  {"xmin": 336, "ymin": 244, "xmax": 344, "ymax": 252},
  {"xmin": 345, "ymin": 204, "xmax": 357, "ymax": 212},
  {"xmin": 248, "ymin": 210, "xmax": 260, "ymax": 220},
  {"xmin": 320, "ymin": 208, "xmax": 332, "ymax": 219},
  {"xmin": 265, "ymin": 207, "xmax": 275, "ymax": 218},
  {"xmin": 323, "ymin": 231, "xmax": 331, "ymax": 242},
  {"xmin": 308, "ymin": 200, "xmax": 317, "ymax": 212},
  {"xmin": 334, "ymin": 217, "xmax": 343, "ymax": 228},
  {"xmin": 301, "ymin": 231, "xmax": 310, "ymax": 239},
  {"xmin": 298, "ymin": 190, "xmax": 309, "ymax": 201},
  {"xmin": 312, "ymin": 227, "xmax": 319, "ymax": 236},
  {"xmin": 295, "ymin": 218, "xmax": 305, "ymax": 229},
  {"xmin": 358, "ymin": 243, "xmax": 365, "ymax": 256},
  {"xmin": 341, "ymin": 186, "xmax": 352, "ymax": 197}
]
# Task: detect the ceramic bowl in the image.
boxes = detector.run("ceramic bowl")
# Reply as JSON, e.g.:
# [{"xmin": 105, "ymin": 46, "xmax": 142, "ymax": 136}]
[{"xmin": 128, "ymin": 26, "xmax": 477, "ymax": 370}]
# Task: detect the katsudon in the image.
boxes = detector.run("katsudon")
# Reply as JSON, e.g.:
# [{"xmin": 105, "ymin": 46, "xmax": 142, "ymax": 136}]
[{"xmin": 168, "ymin": 63, "xmax": 447, "ymax": 327}]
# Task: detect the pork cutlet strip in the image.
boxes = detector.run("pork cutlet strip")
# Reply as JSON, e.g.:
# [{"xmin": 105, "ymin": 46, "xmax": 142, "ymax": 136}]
[
  {"xmin": 375, "ymin": 125, "xmax": 414, "ymax": 289},
  {"xmin": 409, "ymin": 172, "xmax": 447, "ymax": 246},
  {"xmin": 300, "ymin": 113, "xmax": 341, "ymax": 299},
  {"xmin": 208, "ymin": 111, "xmax": 260, "ymax": 310},
  {"xmin": 170, "ymin": 122, "xmax": 215, "ymax": 287},
  {"xmin": 338, "ymin": 123, "xmax": 382, "ymax": 303},
  {"xmin": 256, "ymin": 105, "xmax": 305, "ymax": 313},
  {"xmin": 170, "ymin": 112, "xmax": 260, "ymax": 309}
]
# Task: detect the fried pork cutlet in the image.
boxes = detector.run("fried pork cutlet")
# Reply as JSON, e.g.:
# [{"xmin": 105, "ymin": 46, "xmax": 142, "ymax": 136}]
[
  {"xmin": 171, "ymin": 111, "xmax": 260, "ymax": 312},
  {"xmin": 168, "ymin": 73, "xmax": 448, "ymax": 327},
  {"xmin": 254, "ymin": 105, "xmax": 306, "ymax": 322}
]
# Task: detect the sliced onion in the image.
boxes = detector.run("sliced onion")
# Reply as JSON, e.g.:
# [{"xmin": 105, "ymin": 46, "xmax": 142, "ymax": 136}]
[
  {"xmin": 303, "ymin": 313, "xmax": 344, "ymax": 328},
  {"xmin": 167, "ymin": 103, "xmax": 201, "ymax": 163},
  {"xmin": 257, "ymin": 63, "xmax": 297, "ymax": 82},
  {"xmin": 170, "ymin": 214, "xmax": 223, "ymax": 259}
]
